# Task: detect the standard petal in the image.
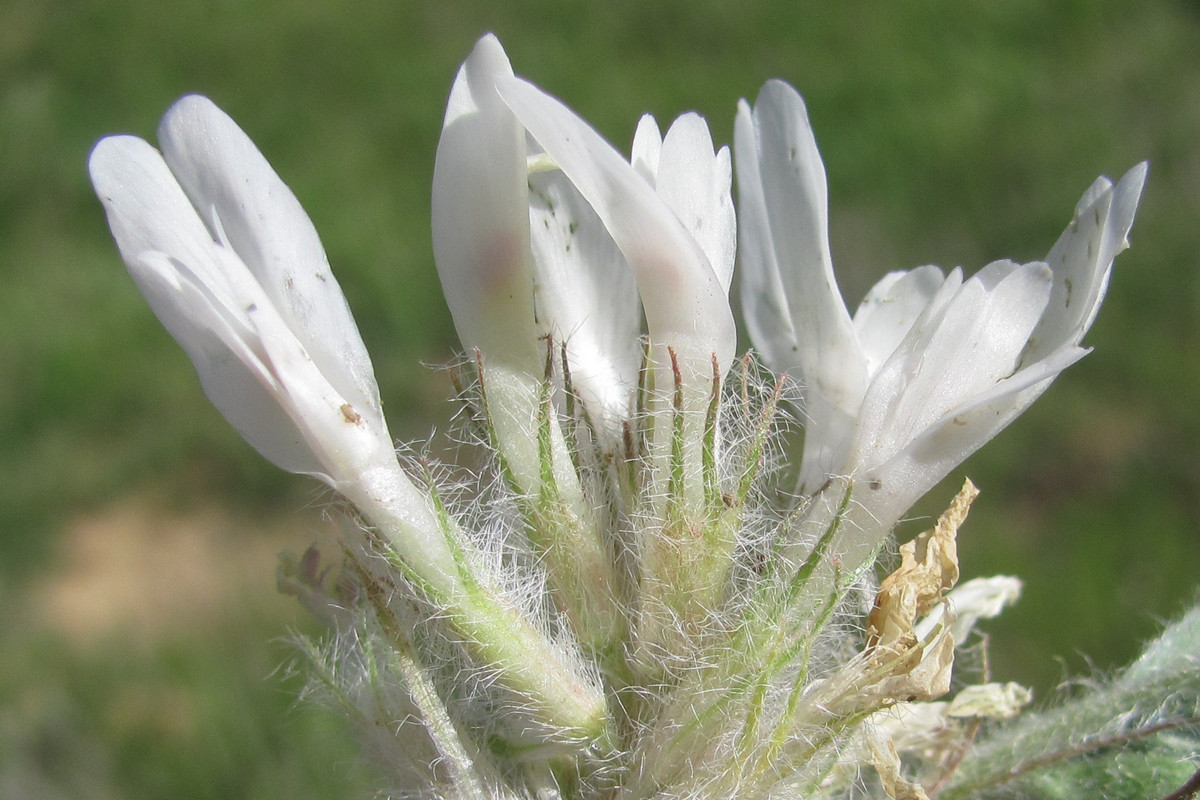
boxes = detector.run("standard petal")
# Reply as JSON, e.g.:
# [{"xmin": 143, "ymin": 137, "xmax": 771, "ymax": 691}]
[
  {"xmin": 432, "ymin": 34, "xmax": 540, "ymax": 371},
  {"xmin": 91, "ymin": 135, "xmax": 322, "ymax": 474},
  {"xmin": 528, "ymin": 167, "xmax": 641, "ymax": 425},
  {"xmin": 89, "ymin": 135, "xmax": 224, "ymax": 284},
  {"xmin": 156, "ymin": 95, "xmax": 386, "ymax": 435},
  {"xmin": 497, "ymin": 75, "xmax": 736, "ymax": 378},
  {"xmin": 735, "ymin": 81, "xmax": 869, "ymax": 492},
  {"xmin": 654, "ymin": 114, "xmax": 736, "ymax": 291},
  {"xmin": 736, "ymin": 80, "xmax": 866, "ymax": 414},
  {"xmin": 1022, "ymin": 163, "xmax": 1148, "ymax": 366}
]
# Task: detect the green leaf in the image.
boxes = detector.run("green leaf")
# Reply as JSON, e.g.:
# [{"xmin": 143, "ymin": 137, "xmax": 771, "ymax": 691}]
[{"xmin": 940, "ymin": 602, "xmax": 1200, "ymax": 799}]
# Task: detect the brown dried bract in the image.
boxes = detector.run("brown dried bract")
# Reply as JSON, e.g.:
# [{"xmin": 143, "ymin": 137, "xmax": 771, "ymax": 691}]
[{"xmin": 867, "ymin": 479, "xmax": 977, "ymax": 651}]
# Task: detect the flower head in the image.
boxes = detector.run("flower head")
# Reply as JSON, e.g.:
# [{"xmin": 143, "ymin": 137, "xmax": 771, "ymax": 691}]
[
  {"xmin": 89, "ymin": 95, "xmax": 394, "ymax": 489},
  {"xmin": 88, "ymin": 36, "xmax": 1170, "ymax": 800},
  {"xmin": 735, "ymin": 79, "xmax": 1147, "ymax": 529}
]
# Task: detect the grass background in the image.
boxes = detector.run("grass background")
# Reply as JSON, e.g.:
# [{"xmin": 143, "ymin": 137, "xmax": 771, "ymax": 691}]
[{"xmin": 3, "ymin": 0, "xmax": 1200, "ymax": 796}]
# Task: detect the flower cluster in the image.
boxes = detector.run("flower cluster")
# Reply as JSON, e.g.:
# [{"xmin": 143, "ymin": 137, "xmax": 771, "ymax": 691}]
[{"xmin": 90, "ymin": 33, "xmax": 1156, "ymax": 800}]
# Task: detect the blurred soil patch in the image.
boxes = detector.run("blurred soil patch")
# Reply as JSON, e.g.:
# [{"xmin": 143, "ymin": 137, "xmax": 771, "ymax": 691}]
[
  {"xmin": 29, "ymin": 492, "xmax": 333, "ymax": 648},
  {"xmin": 0, "ymin": 493, "xmax": 374, "ymax": 800}
]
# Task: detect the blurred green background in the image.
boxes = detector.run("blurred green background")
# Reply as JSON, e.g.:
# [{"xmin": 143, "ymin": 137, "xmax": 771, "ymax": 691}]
[{"xmin": 3, "ymin": 0, "xmax": 1200, "ymax": 796}]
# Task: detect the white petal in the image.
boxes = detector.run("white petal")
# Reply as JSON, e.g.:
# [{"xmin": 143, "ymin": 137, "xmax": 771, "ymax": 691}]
[
  {"xmin": 498, "ymin": 75, "xmax": 735, "ymax": 377},
  {"xmin": 1022, "ymin": 163, "xmax": 1147, "ymax": 366},
  {"xmin": 630, "ymin": 114, "xmax": 662, "ymax": 185},
  {"xmin": 861, "ymin": 346, "xmax": 1084, "ymax": 530},
  {"xmin": 733, "ymin": 99, "xmax": 799, "ymax": 372},
  {"xmin": 735, "ymin": 80, "xmax": 866, "ymax": 410},
  {"xmin": 654, "ymin": 114, "xmax": 736, "ymax": 291},
  {"xmin": 432, "ymin": 35, "xmax": 540, "ymax": 371},
  {"xmin": 528, "ymin": 168, "xmax": 641, "ymax": 424},
  {"xmin": 853, "ymin": 265, "xmax": 946, "ymax": 377},
  {"xmin": 849, "ymin": 268, "xmax": 964, "ymax": 476},
  {"xmin": 845, "ymin": 168, "xmax": 1145, "ymax": 540},
  {"xmin": 91, "ymin": 135, "xmax": 325, "ymax": 475},
  {"xmin": 91, "ymin": 110, "xmax": 399, "ymax": 485},
  {"xmin": 245, "ymin": 288, "xmax": 397, "ymax": 481},
  {"xmin": 156, "ymin": 95, "xmax": 386, "ymax": 435},
  {"xmin": 858, "ymin": 261, "xmax": 1052, "ymax": 467},
  {"xmin": 735, "ymin": 81, "xmax": 867, "ymax": 491},
  {"xmin": 132, "ymin": 251, "xmax": 328, "ymax": 478},
  {"xmin": 89, "ymin": 135, "xmax": 224, "ymax": 284},
  {"xmin": 922, "ymin": 262, "xmax": 1053, "ymax": 405}
]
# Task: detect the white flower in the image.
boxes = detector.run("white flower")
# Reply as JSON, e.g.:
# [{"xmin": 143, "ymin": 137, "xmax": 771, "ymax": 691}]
[
  {"xmin": 432, "ymin": 35, "xmax": 542, "ymax": 374},
  {"xmin": 526, "ymin": 110, "xmax": 736, "ymax": 427},
  {"xmin": 89, "ymin": 95, "xmax": 395, "ymax": 490},
  {"xmin": 735, "ymin": 79, "xmax": 1147, "ymax": 528},
  {"xmin": 433, "ymin": 34, "xmax": 641, "ymax": 429},
  {"xmin": 432, "ymin": 35, "xmax": 736, "ymax": 433},
  {"xmin": 91, "ymin": 95, "xmax": 613, "ymax": 730},
  {"xmin": 498, "ymin": 72, "xmax": 737, "ymax": 393}
]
